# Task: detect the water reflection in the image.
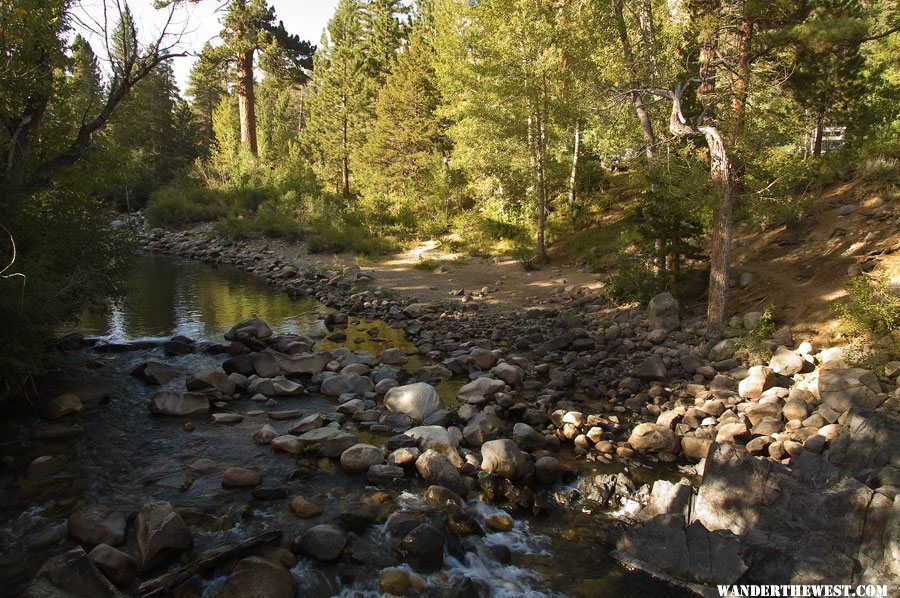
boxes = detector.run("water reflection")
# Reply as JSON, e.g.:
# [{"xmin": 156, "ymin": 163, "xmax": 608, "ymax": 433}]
[{"xmin": 79, "ymin": 255, "xmax": 321, "ymax": 340}]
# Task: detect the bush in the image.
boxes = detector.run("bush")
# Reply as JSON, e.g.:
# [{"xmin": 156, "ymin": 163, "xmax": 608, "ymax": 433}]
[
  {"xmin": 145, "ymin": 186, "xmax": 228, "ymax": 228},
  {"xmin": 736, "ymin": 308, "xmax": 778, "ymax": 363},
  {"xmin": 601, "ymin": 251, "xmax": 660, "ymax": 303},
  {"xmin": 838, "ymin": 273, "xmax": 900, "ymax": 339}
]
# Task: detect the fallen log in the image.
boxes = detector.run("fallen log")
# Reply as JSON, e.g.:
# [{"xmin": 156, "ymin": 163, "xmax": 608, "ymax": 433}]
[{"xmin": 139, "ymin": 529, "xmax": 283, "ymax": 597}]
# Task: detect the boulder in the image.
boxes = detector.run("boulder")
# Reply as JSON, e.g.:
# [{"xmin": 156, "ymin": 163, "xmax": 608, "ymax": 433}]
[
  {"xmin": 135, "ymin": 500, "xmax": 192, "ymax": 572},
  {"xmin": 491, "ymin": 362, "xmax": 523, "ymax": 386},
  {"xmin": 289, "ymin": 496, "xmax": 324, "ymax": 519},
  {"xmin": 296, "ymin": 427, "xmax": 358, "ymax": 457},
  {"xmin": 185, "ymin": 368, "xmax": 236, "ymax": 395},
  {"xmin": 479, "ymin": 439, "xmax": 526, "ymax": 480},
  {"xmin": 384, "ymin": 383, "xmax": 443, "ymax": 424},
  {"xmin": 271, "ymin": 435, "xmax": 302, "ymax": 455},
  {"xmin": 225, "ymin": 316, "xmax": 272, "ymax": 341},
  {"xmin": 252, "ymin": 424, "xmax": 279, "ymax": 445},
  {"xmin": 738, "ymin": 366, "xmax": 776, "ymax": 400},
  {"xmin": 469, "ymin": 348, "xmax": 498, "ymax": 370},
  {"xmin": 813, "ymin": 368, "xmax": 883, "ymax": 412},
  {"xmin": 647, "ymin": 292, "xmax": 680, "ymax": 331},
  {"xmin": 340, "ymin": 443, "xmax": 385, "ymax": 474},
  {"xmin": 221, "ymin": 467, "xmax": 262, "ymax": 489},
  {"xmin": 415, "ymin": 450, "xmax": 466, "ymax": 496},
  {"xmin": 295, "ymin": 524, "xmax": 347, "ymax": 561},
  {"xmin": 320, "ymin": 373, "xmax": 375, "ymax": 397},
  {"xmin": 534, "ymin": 456, "xmax": 562, "ymax": 484},
  {"xmin": 398, "ymin": 523, "xmax": 445, "ymax": 573},
  {"xmin": 68, "ymin": 506, "xmax": 126, "ymax": 547},
  {"xmin": 462, "ymin": 411, "xmax": 503, "ymax": 447},
  {"xmin": 23, "ymin": 547, "xmax": 123, "ymax": 598},
  {"xmin": 709, "ymin": 339, "xmax": 739, "ymax": 362},
  {"xmin": 512, "ymin": 422, "xmax": 545, "ymax": 451},
  {"xmin": 148, "ymin": 391, "xmax": 209, "ymax": 416},
  {"xmin": 768, "ymin": 346, "xmax": 804, "ymax": 376},
  {"xmin": 634, "ymin": 356, "xmax": 667, "ymax": 381},
  {"xmin": 44, "ymin": 394, "xmax": 83, "ymax": 420},
  {"xmin": 131, "ymin": 361, "xmax": 179, "ymax": 385},
  {"xmin": 378, "ymin": 348, "xmax": 409, "ymax": 365},
  {"xmin": 457, "ymin": 377, "xmax": 505, "ymax": 404},
  {"xmin": 88, "ymin": 544, "xmax": 136, "ymax": 588},
  {"xmin": 220, "ymin": 556, "xmax": 297, "ymax": 598},
  {"xmin": 628, "ymin": 423, "xmax": 678, "ymax": 454}
]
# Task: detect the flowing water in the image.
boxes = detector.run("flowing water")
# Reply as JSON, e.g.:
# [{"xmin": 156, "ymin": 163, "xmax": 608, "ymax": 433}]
[{"xmin": 0, "ymin": 255, "xmax": 688, "ymax": 596}]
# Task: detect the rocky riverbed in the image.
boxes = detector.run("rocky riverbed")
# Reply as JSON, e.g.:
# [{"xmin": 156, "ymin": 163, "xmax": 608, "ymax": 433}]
[{"xmin": 2, "ymin": 222, "xmax": 898, "ymax": 597}]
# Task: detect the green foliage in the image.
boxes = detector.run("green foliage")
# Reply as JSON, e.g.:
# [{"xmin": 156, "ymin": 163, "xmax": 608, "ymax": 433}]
[
  {"xmin": 600, "ymin": 250, "xmax": 660, "ymax": 304},
  {"xmin": 145, "ymin": 186, "xmax": 229, "ymax": 227},
  {"xmin": 736, "ymin": 308, "xmax": 778, "ymax": 364},
  {"xmin": 838, "ymin": 273, "xmax": 900, "ymax": 339}
]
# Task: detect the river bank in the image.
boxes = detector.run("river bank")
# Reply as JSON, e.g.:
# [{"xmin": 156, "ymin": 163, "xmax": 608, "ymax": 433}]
[{"xmin": 3, "ymin": 219, "xmax": 898, "ymax": 597}]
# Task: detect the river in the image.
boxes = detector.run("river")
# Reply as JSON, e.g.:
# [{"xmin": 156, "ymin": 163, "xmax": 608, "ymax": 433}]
[{"xmin": 0, "ymin": 255, "xmax": 688, "ymax": 597}]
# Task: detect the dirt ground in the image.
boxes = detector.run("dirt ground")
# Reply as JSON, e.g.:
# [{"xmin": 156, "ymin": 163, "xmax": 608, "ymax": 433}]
[{"xmin": 210, "ymin": 180, "xmax": 897, "ymax": 342}]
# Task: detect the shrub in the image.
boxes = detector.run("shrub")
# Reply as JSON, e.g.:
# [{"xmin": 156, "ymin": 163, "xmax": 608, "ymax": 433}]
[
  {"xmin": 736, "ymin": 308, "xmax": 778, "ymax": 363},
  {"xmin": 145, "ymin": 186, "xmax": 228, "ymax": 228},
  {"xmin": 601, "ymin": 251, "xmax": 660, "ymax": 303},
  {"xmin": 838, "ymin": 273, "xmax": 900, "ymax": 339}
]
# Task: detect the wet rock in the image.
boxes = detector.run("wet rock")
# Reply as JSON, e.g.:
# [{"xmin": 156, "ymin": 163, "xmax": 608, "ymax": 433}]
[
  {"xmin": 271, "ymin": 435, "xmax": 302, "ymax": 455},
  {"xmin": 288, "ymin": 413, "xmax": 323, "ymax": 434},
  {"xmin": 768, "ymin": 347, "xmax": 804, "ymax": 376},
  {"xmin": 135, "ymin": 500, "xmax": 192, "ymax": 572},
  {"xmin": 88, "ymin": 544, "xmax": 136, "ymax": 588},
  {"xmin": 380, "ymin": 568, "xmax": 412, "ymax": 596},
  {"xmin": 384, "ymin": 382, "xmax": 443, "ymax": 424},
  {"xmin": 68, "ymin": 506, "xmax": 126, "ymax": 547},
  {"xmin": 416, "ymin": 449, "xmax": 466, "ymax": 496},
  {"xmin": 340, "ymin": 443, "xmax": 385, "ymax": 473},
  {"xmin": 44, "ymin": 394, "xmax": 83, "ymax": 420},
  {"xmin": 289, "ymin": 496, "xmax": 324, "ymax": 518},
  {"xmin": 23, "ymin": 547, "xmax": 123, "ymax": 598},
  {"xmin": 296, "ymin": 428, "xmax": 358, "ymax": 458},
  {"xmin": 295, "ymin": 524, "xmax": 347, "ymax": 561},
  {"xmin": 425, "ymin": 485, "xmax": 464, "ymax": 508},
  {"xmin": 220, "ymin": 556, "xmax": 297, "ymax": 598},
  {"xmin": 398, "ymin": 523, "xmax": 444, "ymax": 572},
  {"xmin": 320, "ymin": 373, "xmax": 375, "ymax": 396},
  {"xmin": 486, "ymin": 513, "xmax": 513, "ymax": 531},
  {"xmin": 131, "ymin": 361, "xmax": 180, "ymax": 385},
  {"xmin": 188, "ymin": 458, "xmax": 217, "ymax": 473},
  {"xmin": 212, "ymin": 413, "xmax": 243, "ymax": 424},
  {"xmin": 225, "ymin": 316, "xmax": 272, "ymax": 342},
  {"xmin": 628, "ymin": 423, "xmax": 678, "ymax": 454},
  {"xmin": 148, "ymin": 391, "xmax": 209, "ymax": 416},
  {"xmin": 457, "ymin": 377, "xmax": 505, "ymax": 404},
  {"xmin": 388, "ymin": 447, "xmax": 420, "ymax": 468},
  {"xmin": 365, "ymin": 464, "xmax": 406, "ymax": 484},
  {"xmin": 480, "ymin": 439, "xmax": 526, "ymax": 480},
  {"xmin": 534, "ymin": 456, "xmax": 562, "ymax": 484},
  {"xmin": 253, "ymin": 424, "xmax": 279, "ymax": 445},
  {"xmin": 186, "ymin": 368, "xmax": 236, "ymax": 395},
  {"xmin": 221, "ymin": 467, "xmax": 262, "ymax": 489},
  {"xmin": 647, "ymin": 292, "xmax": 680, "ymax": 331}
]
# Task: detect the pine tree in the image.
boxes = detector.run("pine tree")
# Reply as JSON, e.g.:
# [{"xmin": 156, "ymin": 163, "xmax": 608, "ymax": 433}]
[
  {"xmin": 363, "ymin": 0, "xmax": 408, "ymax": 80},
  {"xmin": 359, "ymin": 28, "xmax": 447, "ymax": 210},
  {"xmin": 304, "ymin": 0, "xmax": 371, "ymax": 198},
  {"xmin": 187, "ymin": 43, "xmax": 230, "ymax": 148}
]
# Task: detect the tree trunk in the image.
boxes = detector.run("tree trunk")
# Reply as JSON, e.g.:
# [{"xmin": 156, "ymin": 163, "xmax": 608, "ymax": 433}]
[
  {"xmin": 341, "ymin": 108, "xmax": 350, "ymax": 199},
  {"xmin": 536, "ymin": 113, "xmax": 549, "ymax": 263},
  {"xmin": 637, "ymin": 0, "xmax": 658, "ymax": 84},
  {"xmin": 236, "ymin": 48, "xmax": 258, "ymax": 156},
  {"xmin": 728, "ymin": 15, "xmax": 752, "ymax": 148},
  {"xmin": 568, "ymin": 121, "xmax": 580, "ymax": 210},
  {"xmin": 701, "ymin": 125, "xmax": 733, "ymax": 327},
  {"xmin": 812, "ymin": 108, "xmax": 825, "ymax": 158}
]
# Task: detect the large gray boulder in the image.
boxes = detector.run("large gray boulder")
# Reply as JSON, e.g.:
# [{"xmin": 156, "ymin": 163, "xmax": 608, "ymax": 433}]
[
  {"xmin": 340, "ymin": 443, "xmax": 385, "ymax": 473},
  {"xmin": 67, "ymin": 506, "xmax": 126, "ymax": 547},
  {"xmin": 634, "ymin": 356, "xmax": 667, "ymax": 381},
  {"xmin": 384, "ymin": 383, "xmax": 443, "ymax": 424},
  {"xmin": 457, "ymin": 377, "xmax": 505, "ymax": 404},
  {"xmin": 812, "ymin": 368, "xmax": 883, "ymax": 412},
  {"xmin": 23, "ymin": 547, "xmax": 124, "ymax": 598},
  {"xmin": 135, "ymin": 500, "xmax": 192, "ymax": 572},
  {"xmin": 462, "ymin": 411, "xmax": 503, "ymax": 447},
  {"xmin": 628, "ymin": 423, "xmax": 678, "ymax": 454},
  {"xmin": 296, "ymin": 524, "xmax": 347, "ymax": 561},
  {"xmin": 296, "ymin": 427, "xmax": 358, "ymax": 457},
  {"xmin": 131, "ymin": 361, "xmax": 179, "ymax": 385},
  {"xmin": 480, "ymin": 439, "xmax": 526, "ymax": 480},
  {"xmin": 225, "ymin": 316, "xmax": 272, "ymax": 341},
  {"xmin": 415, "ymin": 449, "xmax": 466, "ymax": 496},
  {"xmin": 148, "ymin": 391, "xmax": 209, "ymax": 416},
  {"xmin": 185, "ymin": 368, "xmax": 236, "ymax": 395},
  {"xmin": 647, "ymin": 292, "xmax": 680, "ymax": 331},
  {"xmin": 768, "ymin": 346, "xmax": 804, "ymax": 376},
  {"xmin": 220, "ymin": 556, "xmax": 297, "ymax": 598},
  {"xmin": 320, "ymin": 373, "xmax": 375, "ymax": 397}
]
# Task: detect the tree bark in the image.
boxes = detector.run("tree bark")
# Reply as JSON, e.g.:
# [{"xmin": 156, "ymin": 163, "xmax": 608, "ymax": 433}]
[
  {"xmin": 812, "ymin": 108, "xmax": 824, "ymax": 158},
  {"xmin": 341, "ymin": 102, "xmax": 350, "ymax": 199},
  {"xmin": 236, "ymin": 48, "xmax": 258, "ymax": 156},
  {"xmin": 728, "ymin": 14, "xmax": 752, "ymax": 148},
  {"xmin": 568, "ymin": 121, "xmax": 580, "ymax": 210},
  {"xmin": 659, "ymin": 84, "xmax": 733, "ymax": 327}
]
